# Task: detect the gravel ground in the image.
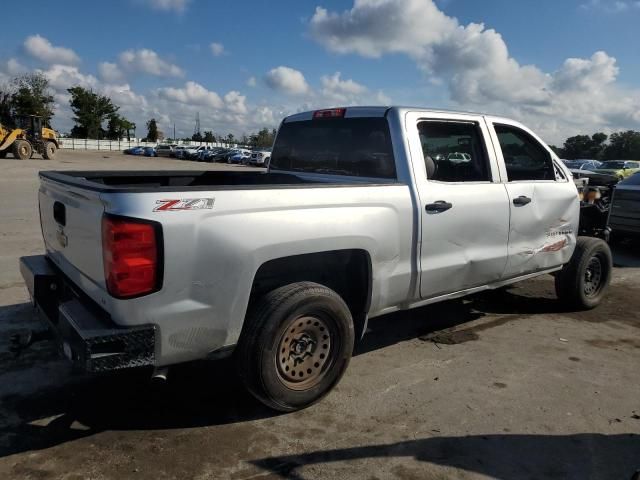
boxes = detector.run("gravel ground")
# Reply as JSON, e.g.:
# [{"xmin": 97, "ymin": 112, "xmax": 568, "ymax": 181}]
[{"xmin": 0, "ymin": 150, "xmax": 638, "ymax": 480}]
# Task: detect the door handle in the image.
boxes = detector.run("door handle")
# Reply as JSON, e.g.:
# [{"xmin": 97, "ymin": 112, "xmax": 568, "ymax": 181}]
[
  {"xmin": 425, "ymin": 201, "xmax": 453, "ymax": 213},
  {"xmin": 513, "ymin": 195, "xmax": 532, "ymax": 206}
]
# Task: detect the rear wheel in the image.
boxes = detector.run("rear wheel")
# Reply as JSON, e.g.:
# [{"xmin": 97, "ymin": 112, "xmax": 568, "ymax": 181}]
[
  {"xmin": 43, "ymin": 141, "xmax": 57, "ymax": 160},
  {"xmin": 555, "ymin": 236, "xmax": 612, "ymax": 310},
  {"xmin": 236, "ymin": 282, "xmax": 354, "ymax": 412},
  {"xmin": 13, "ymin": 140, "xmax": 32, "ymax": 160},
  {"xmin": 0, "ymin": 150, "xmax": 6, "ymax": 159}
]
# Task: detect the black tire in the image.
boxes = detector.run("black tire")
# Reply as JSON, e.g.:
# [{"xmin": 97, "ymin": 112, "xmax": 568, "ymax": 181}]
[
  {"xmin": 0, "ymin": 150, "xmax": 6, "ymax": 159},
  {"xmin": 555, "ymin": 236, "xmax": 612, "ymax": 310},
  {"xmin": 43, "ymin": 141, "xmax": 57, "ymax": 160},
  {"xmin": 236, "ymin": 282, "xmax": 354, "ymax": 412},
  {"xmin": 13, "ymin": 140, "xmax": 32, "ymax": 160}
]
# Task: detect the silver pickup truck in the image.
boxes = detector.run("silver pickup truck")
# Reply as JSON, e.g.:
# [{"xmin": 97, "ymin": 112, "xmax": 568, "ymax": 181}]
[{"xmin": 20, "ymin": 106, "xmax": 612, "ymax": 411}]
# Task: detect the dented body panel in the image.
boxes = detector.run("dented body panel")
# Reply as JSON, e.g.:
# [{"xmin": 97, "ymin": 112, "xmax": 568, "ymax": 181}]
[{"xmin": 27, "ymin": 106, "xmax": 580, "ymax": 369}]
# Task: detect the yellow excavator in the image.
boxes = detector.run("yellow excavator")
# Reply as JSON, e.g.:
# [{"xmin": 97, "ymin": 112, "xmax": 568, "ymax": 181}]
[{"xmin": 0, "ymin": 115, "xmax": 59, "ymax": 160}]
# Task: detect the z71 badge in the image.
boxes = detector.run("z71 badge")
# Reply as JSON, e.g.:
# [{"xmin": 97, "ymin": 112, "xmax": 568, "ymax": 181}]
[{"xmin": 154, "ymin": 198, "xmax": 215, "ymax": 212}]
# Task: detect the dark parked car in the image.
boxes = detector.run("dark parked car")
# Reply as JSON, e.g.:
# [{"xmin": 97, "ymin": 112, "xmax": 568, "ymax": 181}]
[{"xmin": 609, "ymin": 172, "xmax": 640, "ymax": 240}]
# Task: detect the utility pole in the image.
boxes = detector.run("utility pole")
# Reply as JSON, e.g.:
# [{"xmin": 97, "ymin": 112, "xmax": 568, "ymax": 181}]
[
  {"xmin": 194, "ymin": 112, "xmax": 200, "ymax": 143},
  {"xmin": 173, "ymin": 123, "xmax": 176, "ymax": 141}
]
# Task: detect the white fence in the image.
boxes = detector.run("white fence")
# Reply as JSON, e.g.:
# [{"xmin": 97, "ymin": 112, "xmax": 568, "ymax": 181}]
[{"xmin": 58, "ymin": 138, "xmax": 239, "ymax": 151}]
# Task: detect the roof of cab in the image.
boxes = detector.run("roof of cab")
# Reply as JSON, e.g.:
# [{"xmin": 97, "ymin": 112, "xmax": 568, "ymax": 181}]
[{"xmin": 282, "ymin": 105, "xmax": 503, "ymax": 123}]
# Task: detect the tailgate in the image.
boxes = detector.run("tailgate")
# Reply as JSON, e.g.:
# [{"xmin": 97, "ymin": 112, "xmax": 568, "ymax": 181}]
[{"xmin": 39, "ymin": 175, "xmax": 106, "ymax": 286}]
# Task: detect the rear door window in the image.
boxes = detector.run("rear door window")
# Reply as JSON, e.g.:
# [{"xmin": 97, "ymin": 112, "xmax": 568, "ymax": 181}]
[
  {"xmin": 270, "ymin": 117, "xmax": 396, "ymax": 179},
  {"xmin": 418, "ymin": 121, "xmax": 491, "ymax": 182}
]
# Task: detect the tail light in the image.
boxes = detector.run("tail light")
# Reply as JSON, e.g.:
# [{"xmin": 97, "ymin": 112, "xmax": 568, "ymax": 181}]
[
  {"xmin": 102, "ymin": 215, "xmax": 162, "ymax": 299},
  {"xmin": 313, "ymin": 108, "xmax": 346, "ymax": 119}
]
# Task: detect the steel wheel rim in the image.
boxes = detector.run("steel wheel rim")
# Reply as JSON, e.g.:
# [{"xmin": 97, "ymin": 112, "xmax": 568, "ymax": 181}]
[
  {"xmin": 275, "ymin": 314, "xmax": 333, "ymax": 391},
  {"xmin": 584, "ymin": 255, "xmax": 603, "ymax": 297},
  {"xmin": 19, "ymin": 145, "xmax": 28, "ymax": 156}
]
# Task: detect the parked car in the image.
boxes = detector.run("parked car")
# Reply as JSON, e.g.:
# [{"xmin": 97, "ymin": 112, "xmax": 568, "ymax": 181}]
[
  {"xmin": 228, "ymin": 149, "xmax": 251, "ymax": 164},
  {"xmin": 200, "ymin": 148, "xmax": 226, "ymax": 162},
  {"xmin": 562, "ymin": 159, "xmax": 603, "ymax": 171},
  {"xmin": 210, "ymin": 148, "xmax": 234, "ymax": 162},
  {"xmin": 173, "ymin": 146, "xmax": 189, "ymax": 159},
  {"xmin": 156, "ymin": 144, "xmax": 176, "ymax": 158},
  {"xmin": 143, "ymin": 147, "xmax": 157, "ymax": 157},
  {"xmin": 447, "ymin": 152, "xmax": 471, "ymax": 163},
  {"xmin": 183, "ymin": 145, "xmax": 211, "ymax": 160},
  {"xmin": 608, "ymin": 172, "xmax": 640, "ymax": 240},
  {"xmin": 595, "ymin": 160, "xmax": 640, "ymax": 180},
  {"xmin": 20, "ymin": 106, "xmax": 612, "ymax": 413},
  {"xmin": 123, "ymin": 146, "xmax": 144, "ymax": 155},
  {"xmin": 249, "ymin": 149, "xmax": 271, "ymax": 166}
]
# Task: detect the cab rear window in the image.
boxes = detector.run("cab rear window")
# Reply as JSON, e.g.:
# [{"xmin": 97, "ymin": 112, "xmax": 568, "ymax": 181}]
[{"xmin": 270, "ymin": 117, "xmax": 396, "ymax": 179}]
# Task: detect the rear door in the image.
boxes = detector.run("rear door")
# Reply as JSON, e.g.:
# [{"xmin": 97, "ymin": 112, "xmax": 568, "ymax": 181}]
[
  {"xmin": 405, "ymin": 111, "xmax": 510, "ymax": 298},
  {"xmin": 485, "ymin": 119, "xmax": 579, "ymax": 278}
]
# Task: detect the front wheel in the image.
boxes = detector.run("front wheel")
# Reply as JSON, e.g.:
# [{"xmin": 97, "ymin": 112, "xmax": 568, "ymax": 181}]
[
  {"xmin": 555, "ymin": 237, "xmax": 612, "ymax": 310},
  {"xmin": 43, "ymin": 141, "xmax": 57, "ymax": 160},
  {"xmin": 236, "ymin": 282, "xmax": 354, "ymax": 412}
]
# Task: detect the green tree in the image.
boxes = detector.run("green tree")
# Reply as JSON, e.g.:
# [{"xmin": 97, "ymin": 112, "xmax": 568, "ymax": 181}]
[
  {"xmin": 203, "ymin": 130, "xmax": 215, "ymax": 142},
  {"xmin": 225, "ymin": 133, "xmax": 235, "ymax": 144},
  {"xmin": 602, "ymin": 131, "xmax": 640, "ymax": 160},
  {"xmin": 249, "ymin": 127, "xmax": 276, "ymax": 148},
  {"xmin": 562, "ymin": 133, "xmax": 607, "ymax": 160},
  {"xmin": 106, "ymin": 114, "xmax": 135, "ymax": 140},
  {"xmin": 191, "ymin": 131, "xmax": 203, "ymax": 142},
  {"xmin": 146, "ymin": 118, "xmax": 159, "ymax": 142},
  {"xmin": 68, "ymin": 86, "xmax": 118, "ymax": 138},
  {"xmin": 11, "ymin": 73, "xmax": 55, "ymax": 124},
  {"xmin": 0, "ymin": 83, "xmax": 14, "ymax": 127}
]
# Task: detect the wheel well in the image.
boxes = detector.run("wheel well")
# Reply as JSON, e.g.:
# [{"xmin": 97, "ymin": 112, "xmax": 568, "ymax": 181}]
[{"xmin": 250, "ymin": 250, "xmax": 372, "ymax": 338}]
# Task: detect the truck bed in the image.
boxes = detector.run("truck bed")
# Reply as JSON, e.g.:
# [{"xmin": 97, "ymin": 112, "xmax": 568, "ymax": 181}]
[{"xmin": 40, "ymin": 170, "xmax": 394, "ymax": 193}]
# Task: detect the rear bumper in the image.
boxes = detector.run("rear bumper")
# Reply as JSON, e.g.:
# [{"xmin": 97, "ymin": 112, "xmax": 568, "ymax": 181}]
[{"xmin": 19, "ymin": 255, "xmax": 156, "ymax": 373}]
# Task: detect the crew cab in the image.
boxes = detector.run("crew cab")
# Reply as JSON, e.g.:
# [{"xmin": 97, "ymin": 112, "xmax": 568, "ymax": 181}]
[{"xmin": 19, "ymin": 106, "xmax": 612, "ymax": 411}]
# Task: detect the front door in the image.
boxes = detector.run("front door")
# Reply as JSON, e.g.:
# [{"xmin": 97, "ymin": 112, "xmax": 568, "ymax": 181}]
[
  {"xmin": 486, "ymin": 120, "xmax": 579, "ymax": 278},
  {"xmin": 405, "ymin": 112, "xmax": 511, "ymax": 299}
]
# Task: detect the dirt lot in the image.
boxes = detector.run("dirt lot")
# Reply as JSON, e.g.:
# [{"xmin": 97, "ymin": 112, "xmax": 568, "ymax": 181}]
[{"xmin": 0, "ymin": 150, "xmax": 638, "ymax": 480}]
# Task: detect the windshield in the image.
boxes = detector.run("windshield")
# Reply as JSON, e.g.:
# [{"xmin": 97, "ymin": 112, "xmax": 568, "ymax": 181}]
[
  {"xmin": 602, "ymin": 161, "xmax": 627, "ymax": 169},
  {"xmin": 270, "ymin": 117, "xmax": 396, "ymax": 179}
]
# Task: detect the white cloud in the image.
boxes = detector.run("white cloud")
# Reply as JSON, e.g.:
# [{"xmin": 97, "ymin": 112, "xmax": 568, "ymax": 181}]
[
  {"xmin": 265, "ymin": 66, "xmax": 311, "ymax": 96},
  {"xmin": 5, "ymin": 58, "xmax": 28, "ymax": 76},
  {"xmin": 157, "ymin": 81, "xmax": 224, "ymax": 108},
  {"xmin": 209, "ymin": 42, "xmax": 225, "ymax": 57},
  {"xmin": 309, "ymin": 0, "xmax": 640, "ymax": 143},
  {"xmin": 42, "ymin": 64, "xmax": 98, "ymax": 91},
  {"xmin": 24, "ymin": 35, "xmax": 80, "ymax": 65},
  {"xmin": 98, "ymin": 62, "xmax": 124, "ymax": 83},
  {"xmin": 223, "ymin": 91, "xmax": 248, "ymax": 114},
  {"xmin": 321, "ymin": 72, "xmax": 368, "ymax": 102},
  {"xmin": 119, "ymin": 49, "xmax": 184, "ymax": 77},
  {"xmin": 580, "ymin": 0, "xmax": 640, "ymax": 12},
  {"xmin": 247, "ymin": 76, "xmax": 257, "ymax": 87},
  {"xmin": 146, "ymin": 0, "xmax": 190, "ymax": 12}
]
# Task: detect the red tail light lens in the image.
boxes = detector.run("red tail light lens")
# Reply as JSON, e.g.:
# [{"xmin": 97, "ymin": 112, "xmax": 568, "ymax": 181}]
[
  {"xmin": 313, "ymin": 108, "xmax": 346, "ymax": 119},
  {"xmin": 102, "ymin": 215, "xmax": 162, "ymax": 298}
]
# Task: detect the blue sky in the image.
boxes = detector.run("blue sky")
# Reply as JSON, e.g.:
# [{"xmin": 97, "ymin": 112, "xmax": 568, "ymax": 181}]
[{"xmin": 1, "ymin": 0, "xmax": 639, "ymax": 143}]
